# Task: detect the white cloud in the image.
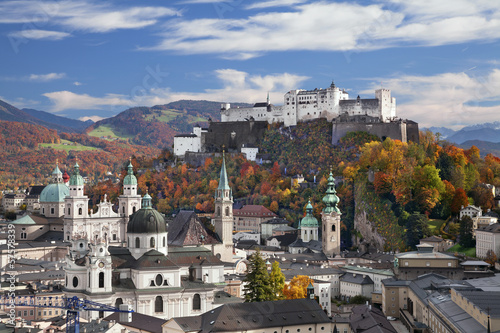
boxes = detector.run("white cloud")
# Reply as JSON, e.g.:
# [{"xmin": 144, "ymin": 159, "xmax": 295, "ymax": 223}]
[
  {"xmin": 245, "ymin": 0, "xmax": 307, "ymax": 10},
  {"xmin": 178, "ymin": 0, "xmax": 231, "ymax": 3},
  {"xmin": 362, "ymin": 69, "xmax": 500, "ymax": 129},
  {"xmin": 42, "ymin": 69, "xmax": 309, "ymax": 112},
  {"xmin": 79, "ymin": 115, "xmax": 104, "ymax": 122},
  {"xmin": 8, "ymin": 29, "xmax": 71, "ymax": 40},
  {"xmin": 147, "ymin": 1, "xmax": 500, "ymax": 58},
  {"xmin": 0, "ymin": 1, "xmax": 180, "ymax": 33},
  {"xmin": 73, "ymin": 81, "xmax": 83, "ymax": 86},
  {"xmin": 29, "ymin": 73, "xmax": 66, "ymax": 82}
]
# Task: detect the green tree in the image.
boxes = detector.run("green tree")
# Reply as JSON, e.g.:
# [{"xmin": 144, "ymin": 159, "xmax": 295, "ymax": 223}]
[
  {"xmin": 269, "ymin": 261, "xmax": 285, "ymax": 300},
  {"xmin": 405, "ymin": 213, "xmax": 431, "ymax": 249},
  {"xmin": 243, "ymin": 250, "xmax": 272, "ymax": 302},
  {"xmin": 459, "ymin": 215, "xmax": 474, "ymax": 248}
]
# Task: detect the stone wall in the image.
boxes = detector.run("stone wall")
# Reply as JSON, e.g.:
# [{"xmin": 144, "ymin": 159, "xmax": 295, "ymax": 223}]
[
  {"xmin": 332, "ymin": 119, "xmax": 419, "ymax": 144},
  {"xmin": 202, "ymin": 120, "xmax": 268, "ymax": 153},
  {"xmin": 354, "ymin": 209, "xmax": 386, "ymax": 251}
]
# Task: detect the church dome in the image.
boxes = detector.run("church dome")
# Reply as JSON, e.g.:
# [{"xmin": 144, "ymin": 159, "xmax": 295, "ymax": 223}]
[
  {"xmin": 123, "ymin": 160, "xmax": 137, "ymax": 186},
  {"xmin": 69, "ymin": 162, "xmax": 84, "ymax": 186},
  {"xmin": 300, "ymin": 201, "xmax": 318, "ymax": 228},
  {"xmin": 40, "ymin": 183, "xmax": 69, "ymax": 203},
  {"xmin": 127, "ymin": 194, "xmax": 167, "ymax": 234}
]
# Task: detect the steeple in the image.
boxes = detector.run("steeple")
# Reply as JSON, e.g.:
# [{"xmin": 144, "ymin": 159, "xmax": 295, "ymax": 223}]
[
  {"xmin": 217, "ymin": 149, "xmax": 230, "ymax": 191},
  {"xmin": 141, "ymin": 192, "xmax": 152, "ymax": 209},
  {"xmin": 69, "ymin": 161, "xmax": 84, "ymax": 187},
  {"xmin": 123, "ymin": 158, "xmax": 138, "ymax": 186},
  {"xmin": 322, "ymin": 170, "xmax": 340, "ymax": 214},
  {"xmin": 52, "ymin": 159, "xmax": 63, "ymax": 183}
]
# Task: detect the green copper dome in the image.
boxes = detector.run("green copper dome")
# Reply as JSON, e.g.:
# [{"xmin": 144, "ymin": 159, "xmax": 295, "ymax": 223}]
[
  {"xmin": 123, "ymin": 161, "xmax": 137, "ymax": 186},
  {"xmin": 69, "ymin": 162, "xmax": 84, "ymax": 186},
  {"xmin": 299, "ymin": 200, "xmax": 318, "ymax": 228},
  {"xmin": 322, "ymin": 172, "xmax": 340, "ymax": 214},
  {"xmin": 127, "ymin": 194, "xmax": 167, "ymax": 234},
  {"xmin": 40, "ymin": 183, "xmax": 69, "ymax": 203},
  {"xmin": 52, "ymin": 165, "xmax": 62, "ymax": 176}
]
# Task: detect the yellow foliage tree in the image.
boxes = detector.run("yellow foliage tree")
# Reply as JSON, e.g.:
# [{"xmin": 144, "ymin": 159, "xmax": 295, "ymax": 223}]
[{"xmin": 283, "ymin": 275, "xmax": 313, "ymax": 299}]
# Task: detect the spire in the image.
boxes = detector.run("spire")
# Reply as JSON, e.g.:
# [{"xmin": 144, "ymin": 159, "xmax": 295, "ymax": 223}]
[
  {"xmin": 69, "ymin": 160, "xmax": 84, "ymax": 186},
  {"xmin": 52, "ymin": 159, "xmax": 62, "ymax": 183},
  {"xmin": 123, "ymin": 158, "xmax": 137, "ymax": 185},
  {"xmin": 330, "ymin": 80, "xmax": 335, "ymax": 88},
  {"xmin": 217, "ymin": 147, "xmax": 230, "ymax": 190},
  {"xmin": 322, "ymin": 169, "xmax": 340, "ymax": 214}
]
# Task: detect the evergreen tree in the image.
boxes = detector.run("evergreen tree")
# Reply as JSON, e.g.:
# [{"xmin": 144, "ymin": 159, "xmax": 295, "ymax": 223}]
[
  {"xmin": 405, "ymin": 213, "xmax": 431, "ymax": 249},
  {"xmin": 269, "ymin": 261, "xmax": 285, "ymax": 300},
  {"xmin": 459, "ymin": 215, "xmax": 474, "ymax": 248},
  {"xmin": 243, "ymin": 250, "xmax": 272, "ymax": 302}
]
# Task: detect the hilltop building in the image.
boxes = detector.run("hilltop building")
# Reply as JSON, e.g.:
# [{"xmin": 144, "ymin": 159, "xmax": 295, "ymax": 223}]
[{"xmin": 221, "ymin": 82, "xmax": 396, "ymax": 127}]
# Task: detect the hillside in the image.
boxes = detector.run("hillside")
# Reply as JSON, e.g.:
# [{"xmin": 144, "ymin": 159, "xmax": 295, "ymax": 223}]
[
  {"xmin": 0, "ymin": 120, "xmax": 159, "ymax": 191},
  {"xmin": 459, "ymin": 140, "xmax": 500, "ymax": 157},
  {"xmin": 0, "ymin": 99, "xmax": 82, "ymax": 133},
  {"xmin": 87, "ymin": 100, "xmax": 252, "ymax": 149},
  {"xmin": 23, "ymin": 108, "xmax": 92, "ymax": 132}
]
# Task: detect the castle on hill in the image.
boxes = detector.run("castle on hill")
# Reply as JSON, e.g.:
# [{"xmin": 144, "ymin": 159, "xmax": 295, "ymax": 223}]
[{"xmin": 220, "ymin": 81, "xmax": 396, "ymax": 127}]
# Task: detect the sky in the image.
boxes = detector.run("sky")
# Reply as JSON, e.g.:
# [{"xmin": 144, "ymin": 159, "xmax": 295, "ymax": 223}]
[{"xmin": 0, "ymin": 0, "xmax": 499, "ymax": 129}]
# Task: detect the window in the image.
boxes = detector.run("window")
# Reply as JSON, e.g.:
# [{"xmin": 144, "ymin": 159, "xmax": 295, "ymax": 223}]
[
  {"xmin": 122, "ymin": 207, "xmax": 125, "ymax": 213},
  {"xmin": 113, "ymin": 234, "xmax": 117, "ymax": 241},
  {"xmin": 217, "ymin": 207, "xmax": 221, "ymax": 216},
  {"xmin": 332, "ymin": 225, "xmax": 335, "ymax": 232},
  {"xmin": 225, "ymin": 206, "xmax": 230, "ymax": 216},
  {"xmin": 193, "ymin": 294, "xmax": 201, "ymax": 310},
  {"xmin": 133, "ymin": 206, "xmax": 136, "ymax": 213},
  {"xmin": 163, "ymin": 237, "xmax": 166, "ymax": 247},
  {"xmin": 99, "ymin": 272, "xmax": 104, "ymax": 288},
  {"xmin": 135, "ymin": 237, "xmax": 140, "ymax": 248},
  {"xmin": 155, "ymin": 296, "xmax": 163, "ymax": 312},
  {"xmin": 72, "ymin": 276, "xmax": 78, "ymax": 288},
  {"xmin": 78, "ymin": 207, "xmax": 82, "ymax": 215},
  {"xmin": 155, "ymin": 274, "xmax": 163, "ymax": 286},
  {"xmin": 150, "ymin": 237, "xmax": 155, "ymax": 248},
  {"xmin": 68, "ymin": 208, "xmax": 71, "ymax": 215},
  {"xmin": 115, "ymin": 298, "xmax": 123, "ymax": 308},
  {"xmin": 51, "ymin": 208, "xmax": 55, "ymax": 215}
]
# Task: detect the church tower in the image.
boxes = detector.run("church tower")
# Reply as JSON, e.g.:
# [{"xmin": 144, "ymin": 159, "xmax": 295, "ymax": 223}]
[
  {"xmin": 213, "ymin": 151, "xmax": 233, "ymax": 261},
  {"xmin": 64, "ymin": 161, "xmax": 89, "ymax": 241},
  {"xmin": 118, "ymin": 159, "xmax": 141, "ymax": 218},
  {"xmin": 86, "ymin": 242, "xmax": 113, "ymax": 294},
  {"xmin": 321, "ymin": 171, "xmax": 341, "ymax": 257},
  {"xmin": 298, "ymin": 201, "xmax": 319, "ymax": 242}
]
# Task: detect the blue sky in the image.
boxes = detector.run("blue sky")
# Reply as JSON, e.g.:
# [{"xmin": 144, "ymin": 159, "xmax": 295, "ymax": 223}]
[{"xmin": 1, "ymin": 0, "xmax": 499, "ymax": 129}]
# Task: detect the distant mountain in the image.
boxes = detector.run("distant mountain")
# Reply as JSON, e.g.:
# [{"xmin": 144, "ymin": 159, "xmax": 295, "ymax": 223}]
[
  {"xmin": 424, "ymin": 126, "xmax": 456, "ymax": 138},
  {"xmin": 23, "ymin": 108, "xmax": 92, "ymax": 132},
  {"xmin": 459, "ymin": 140, "xmax": 500, "ymax": 158},
  {"xmin": 448, "ymin": 128, "xmax": 500, "ymax": 144},
  {"xmin": 87, "ymin": 100, "xmax": 252, "ymax": 149}
]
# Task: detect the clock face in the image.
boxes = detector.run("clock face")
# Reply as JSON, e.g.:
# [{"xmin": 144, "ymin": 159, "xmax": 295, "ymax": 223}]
[{"xmin": 98, "ymin": 261, "xmax": 105, "ymax": 268}]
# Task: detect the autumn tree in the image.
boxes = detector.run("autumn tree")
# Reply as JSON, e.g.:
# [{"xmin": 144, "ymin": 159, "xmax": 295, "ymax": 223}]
[
  {"xmin": 405, "ymin": 213, "xmax": 431, "ymax": 249},
  {"xmin": 451, "ymin": 188, "xmax": 469, "ymax": 215},
  {"xmin": 283, "ymin": 275, "xmax": 314, "ymax": 300},
  {"xmin": 459, "ymin": 215, "xmax": 474, "ymax": 248},
  {"xmin": 269, "ymin": 261, "xmax": 285, "ymax": 300},
  {"xmin": 243, "ymin": 250, "xmax": 272, "ymax": 302},
  {"xmin": 485, "ymin": 250, "xmax": 498, "ymax": 266}
]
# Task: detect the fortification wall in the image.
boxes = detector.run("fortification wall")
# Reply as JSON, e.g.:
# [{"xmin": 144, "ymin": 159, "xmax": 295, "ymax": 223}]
[
  {"xmin": 353, "ymin": 209, "xmax": 386, "ymax": 251},
  {"xmin": 202, "ymin": 121, "xmax": 268, "ymax": 153},
  {"xmin": 332, "ymin": 121, "xmax": 419, "ymax": 144}
]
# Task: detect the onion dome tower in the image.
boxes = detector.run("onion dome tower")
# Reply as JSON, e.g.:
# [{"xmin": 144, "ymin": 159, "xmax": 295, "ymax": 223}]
[
  {"xmin": 119, "ymin": 159, "xmax": 141, "ymax": 218},
  {"xmin": 127, "ymin": 193, "xmax": 168, "ymax": 259},
  {"xmin": 299, "ymin": 200, "xmax": 319, "ymax": 242},
  {"xmin": 321, "ymin": 171, "xmax": 341, "ymax": 257},
  {"xmin": 40, "ymin": 162, "xmax": 69, "ymax": 217}
]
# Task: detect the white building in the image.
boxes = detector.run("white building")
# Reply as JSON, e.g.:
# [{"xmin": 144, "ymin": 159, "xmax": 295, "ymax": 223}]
[
  {"xmin": 173, "ymin": 126, "xmax": 207, "ymax": 157},
  {"xmin": 240, "ymin": 145, "xmax": 258, "ymax": 162},
  {"xmin": 339, "ymin": 273, "xmax": 374, "ymax": 300},
  {"xmin": 476, "ymin": 223, "xmax": 500, "ymax": 258},
  {"xmin": 221, "ymin": 82, "xmax": 396, "ymax": 127},
  {"xmin": 341, "ymin": 265, "xmax": 393, "ymax": 293},
  {"xmin": 314, "ymin": 280, "xmax": 332, "ymax": 316},
  {"xmin": 460, "ymin": 205, "xmax": 482, "ymax": 219}
]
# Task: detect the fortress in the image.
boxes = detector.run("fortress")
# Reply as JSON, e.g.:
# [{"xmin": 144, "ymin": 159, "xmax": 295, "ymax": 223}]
[{"xmin": 220, "ymin": 81, "xmax": 397, "ymax": 127}]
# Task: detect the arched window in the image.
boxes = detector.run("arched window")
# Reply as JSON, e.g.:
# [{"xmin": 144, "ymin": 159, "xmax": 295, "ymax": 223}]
[
  {"xmin": 135, "ymin": 237, "xmax": 140, "ymax": 248},
  {"xmin": 72, "ymin": 276, "xmax": 78, "ymax": 288},
  {"xmin": 68, "ymin": 208, "xmax": 71, "ymax": 215},
  {"xmin": 193, "ymin": 294, "xmax": 201, "ymax": 310},
  {"xmin": 99, "ymin": 272, "xmax": 104, "ymax": 288},
  {"xmin": 155, "ymin": 296, "xmax": 163, "ymax": 313},
  {"xmin": 122, "ymin": 206, "xmax": 125, "ymax": 214},
  {"xmin": 150, "ymin": 237, "xmax": 155, "ymax": 248},
  {"xmin": 115, "ymin": 298, "xmax": 123, "ymax": 308},
  {"xmin": 225, "ymin": 206, "xmax": 229, "ymax": 216},
  {"xmin": 78, "ymin": 208, "xmax": 82, "ymax": 215},
  {"xmin": 217, "ymin": 207, "xmax": 221, "ymax": 216},
  {"xmin": 331, "ymin": 225, "xmax": 335, "ymax": 232},
  {"xmin": 132, "ymin": 206, "xmax": 136, "ymax": 213}
]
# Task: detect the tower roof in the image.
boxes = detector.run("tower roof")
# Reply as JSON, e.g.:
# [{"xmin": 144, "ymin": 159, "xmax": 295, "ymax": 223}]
[
  {"xmin": 69, "ymin": 162, "xmax": 84, "ymax": 186},
  {"xmin": 322, "ymin": 171, "xmax": 340, "ymax": 214},
  {"xmin": 217, "ymin": 152, "xmax": 230, "ymax": 190},
  {"xmin": 299, "ymin": 200, "xmax": 318, "ymax": 228},
  {"xmin": 123, "ymin": 160, "xmax": 137, "ymax": 186}
]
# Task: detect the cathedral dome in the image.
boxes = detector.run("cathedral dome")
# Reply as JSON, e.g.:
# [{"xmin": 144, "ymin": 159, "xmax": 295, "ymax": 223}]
[
  {"xmin": 40, "ymin": 183, "xmax": 69, "ymax": 203},
  {"xmin": 300, "ymin": 201, "xmax": 318, "ymax": 228},
  {"xmin": 127, "ymin": 194, "xmax": 167, "ymax": 234}
]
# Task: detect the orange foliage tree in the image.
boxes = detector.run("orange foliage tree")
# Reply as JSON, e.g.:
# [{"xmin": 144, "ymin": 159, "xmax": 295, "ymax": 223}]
[{"xmin": 283, "ymin": 275, "xmax": 314, "ymax": 299}]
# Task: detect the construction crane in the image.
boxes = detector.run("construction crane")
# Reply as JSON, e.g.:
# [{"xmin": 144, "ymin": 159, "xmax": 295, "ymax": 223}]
[{"xmin": 0, "ymin": 294, "xmax": 133, "ymax": 333}]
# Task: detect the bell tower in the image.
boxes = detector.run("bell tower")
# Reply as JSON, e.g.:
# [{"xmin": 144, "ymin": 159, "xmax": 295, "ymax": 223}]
[
  {"xmin": 213, "ymin": 150, "xmax": 233, "ymax": 260},
  {"xmin": 321, "ymin": 170, "xmax": 341, "ymax": 257},
  {"xmin": 118, "ymin": 158, "xmax": 141, "ymax": 218}
]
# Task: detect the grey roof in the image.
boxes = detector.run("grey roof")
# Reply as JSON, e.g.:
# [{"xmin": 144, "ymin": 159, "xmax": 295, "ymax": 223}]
[
  {"xmin": 267, "ymin": 233, "xmax": 297, "ymax": 247},
  {"xmin": 342, "ymin": 265, "xmax": 394, "ymax": 277},
  {"xmin": 16, "ymin": 270, "xmax": 65, "ymax": 282},
  {"xmin": 467, "ymin": 273, "xmax": 500, "ymax": 292},
  {"xmin": 128, "ymin": 250, "xmax": 178, "ymax": 270},
  {"xmin": 349, "ymin": 305, "xmax": 397, "ymax": 333},
  {"xmin": 171, "ymin": 299, "xmax": 330, "ymax": 332},
  {"xmin": 382, "ymin": 278, "xmax": 411, "ymax": 287},
  {"xmin": 261, "ymin": 218, "xmax": 289, "ymax": 225},
  {"xmin": 271, "ymin": 252, "xmax": 329, "ymax": 263},
  {"xmin": 458, "ymin": 290, "xmax": 500, "ymax": 317},
  {"xmin": 477, "ymin": 223, "xmax": 500, "ymax": 233},
  {"xmin": 169, "ymin": 211, "xmax": 220, "ymax": 247},
  {"xmin": 460, "ymin": 260, "xmax": 490, "ymax": 266},
  {"xmin": 273, "ymin": 225, "xmax": 296, "ymax": 232},
  {"xmin": 340, "ymin": 273, "xmax": 373, "ymax": 285},
  {"xmin": 105, "ymin": 312, "xmax": 167, "ymax": 333}
]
